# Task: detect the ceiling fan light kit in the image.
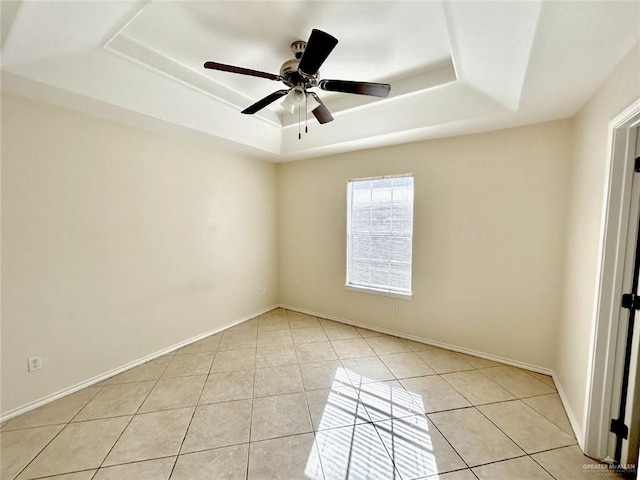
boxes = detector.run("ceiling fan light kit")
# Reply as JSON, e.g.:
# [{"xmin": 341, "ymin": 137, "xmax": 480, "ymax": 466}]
[{"xmin": 204, "ymin": 29, "xmax": 391, "ymax": 138}]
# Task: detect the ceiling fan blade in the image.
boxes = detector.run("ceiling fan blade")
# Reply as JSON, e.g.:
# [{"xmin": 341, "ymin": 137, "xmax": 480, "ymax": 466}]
[
  {"xmin": 308, "ymin": 93, "xmax": 333, "ymax": 124},
  {"xmin": 204, "ymin": 61, "xmax": 282, "ymax": 81},
  {"xmin": 319, "ymin": 79, "xmax": 391, "ymax": 98},
  {"xmin": 241, "ymin": 90, "xmax": 289, "ymax": 115},
  {"xmin": 298, "ymin": 29, "xmax": 338, "ymax": 77}
]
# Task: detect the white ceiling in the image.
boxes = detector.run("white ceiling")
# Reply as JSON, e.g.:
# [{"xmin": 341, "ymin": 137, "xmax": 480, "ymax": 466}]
[{"xmin": 2, "ymin": 1, "xmax": 639, "ymax": 162}]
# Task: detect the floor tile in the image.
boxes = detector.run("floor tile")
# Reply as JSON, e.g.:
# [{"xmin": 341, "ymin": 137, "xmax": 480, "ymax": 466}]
[
  {"xmin": 355, "ymin": 327, "xmax": 384, "ymax": 337},
  {"xmin": 523, "ymin": 393, "xmax": 574, "ymax": 436},
  {"xmin": 199, "ymin": 370, "xmax": 254, "ymax": 404},
  {"xmin": 219, "ymin": 332, "xmax": 258, "ymax": 351},
  {"xmin": 456, "ymin": 353, "xmax": 502, "ymax": 368},
  {"xmin": 400, "ymin": 376, "xmax": 471, "ymax": 414},
  {"xmin": 182, "ymin": 400, "xmax": 252, "ymax": 453},
  {"xmin": 288, "ymin": 314, "xmax": 322, "ymax": 330},
  {"xmin": 341, "ymin": 356, "xmax": 396, "ymax": 385},
  {"xmin": 531, "ymin": 445, "xmax": 625, "ymax": 480},
  {"xmin": 256, "ymin": 344, "xmax": 298, "ymax": 367},
  {"xmin": 32, "ymin": 471, "xmax": 97, "ymax": 480},
  {"xmin": 357, "ymin": 380, "xmax": 424, "ymax": 422},
  {"xmin": 256, "ymin": 329, "xmax": 293, "ymax": 347},
  {"xmin": 425, "ymin": 470, "xmax": 478, "ymax": 480},
  {"xmin": 306, "ymin": 386, "xmax": 369, "ymax": 430},
  {"xmin": 480, "ymin": 366, "xmax": 555, "ymax": 398},
  {"xmin": 373, "ymin": 415, "xmax": 466, "ymax": 478},
  {"xmin": 331, "ymin": 338, "xmax": 375, "ymax": 359},
  {"xmin": 211, "ymin": 348, "xmax": 256, "ymax": 373},
  {"xmin": 251, "ymin": 392, "xmax": 312, "ymax": 441},
  {"xmin": 258, "ymin": 316, "xmax": 290, "ymax": 332},
  {"xmin": 296, "ymin": 342, "xmax": 338, "ymax": 363},
  {"xmin": 248, "ymin": 433, "xmax": 324, "ymax": 480},
  {"xmin": 318, "ymin": 318, "xmax": 345, "ymax": 328},
  {"xmin": 365, "ymin": 336, "xmax": 412, "ymax": 355},
  {"xmin": 440, "ymin": 370, "xmax": 515, "ymax": 405},
  {"xmin": 162, "ymin": 352, "xmax": 214, "ymax": 378},
  {"xmin": 225, "ymin": 319, "xmax": 258, "ymax": 335},
  {"xmin": 3, "ymin": 310, "xmax": 591, "ymax": 480},
  {"xmin": 429, "ymin": 407, "xmax": 524, "ymax": 467},
  {"xmin": 315, "ymin": 423, "xmax": 398, "ymax": 480},
  {"xmin": 2, "ymin": 387, "xmax": 101, "ymax": 431},
  {"xmin": 139, "ymin": 375, "xmax": 206, "ymax": 412},
  {"xmin": 18, "ymin": 417, "xmax": 130, "ymax": 478},
  {"xmin": 401, "ymin": 339, "xmax": 436, "ymax": 352},
  {"xmin": 473, "ymin": 456, "xmax": 554, "ymax": 479},
  {"xmin": 292, "ymin": 327, "xmax": 329, "ymax": 344},
  {"xmin": 93, "ymin": 457, "xmax": 175, "ymax": 480},
  {"xmin": 176, "ymin": 335, "xmax": 221, "ymax": 355},
  {"xmin": 299, "ymin": 360, "xmax": 347, "ymax": 390},
  {"xmin": 73, "ymin": 381, "xmax": 155, "ymax": 421},
  {"xmin": 107, "ymin": 356, "xmax": 172, "ymax": 384},
  {"xmin": 172, "ymin": 444, "xmax": 249, "ymax": 480},
  {"xmin": 254, "ymin": 364, "xmax": 304, "ymax": 397},
  {"xmin": 103, "ymin": 408, "xmax": 193, "ymax": 466},
  {"xmin": 526, "ymin": 371, "xmax": 556, "ymax": 388},
  {"xmin": 478, "ymin": 400, "xmax": 576, "ymax": 453},
  {"xmin": 323, "ymin": 324, "xmax": 362, "ymax": 340},
  {"xmin": 380, "ymin": 352, "xmax": 436, "ymax": 379},
  {"xmin": 417, "ymin": 349, "xmax": 475, "ymax": 374},
  {"xmin": 1, "ymin": 424, "xmax": 64, "ymax": 479}
]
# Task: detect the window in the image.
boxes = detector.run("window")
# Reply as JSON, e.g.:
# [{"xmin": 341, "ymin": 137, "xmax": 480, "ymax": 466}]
[{"xmin": 346, "ymin": 174, "xmax": 414, "ymax": 297}]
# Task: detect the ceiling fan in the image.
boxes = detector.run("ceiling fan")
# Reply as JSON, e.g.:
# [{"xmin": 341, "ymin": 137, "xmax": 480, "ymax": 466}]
[{"xmin": 203, "ymin": 29, "xmax": 391, "ymax": 135}]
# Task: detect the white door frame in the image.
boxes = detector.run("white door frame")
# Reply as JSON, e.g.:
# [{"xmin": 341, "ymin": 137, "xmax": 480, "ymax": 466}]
[{"xmin": 584, "ymin": 98, "xmax": 640, "ymax": 459}]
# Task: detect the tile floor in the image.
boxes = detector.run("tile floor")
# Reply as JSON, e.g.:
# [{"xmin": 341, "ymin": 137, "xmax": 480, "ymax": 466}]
[{"xmin": 1, "ymin": 308, "xmax": 628, "ymax": 479}]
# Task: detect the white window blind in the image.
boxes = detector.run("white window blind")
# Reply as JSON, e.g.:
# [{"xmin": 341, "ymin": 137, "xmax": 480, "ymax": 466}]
[{"xmin": 346, "ymin": 174, "xmax": 414, "ymax": 297}]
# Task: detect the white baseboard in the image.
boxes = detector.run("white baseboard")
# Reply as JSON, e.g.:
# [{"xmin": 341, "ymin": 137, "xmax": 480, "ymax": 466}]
[
  {"xmin": 0, "ymin": 305, "xmax": 278, "ymax": 423},
  {"xmin": 5, "ymin": 301, "xmax": 585, "ymax": 452},
  {"xmin": 281, "ymin": 303, "xmax": 589, "ymax": 444},
  {"xmin": 280, "ymin": 303, "xmax": 554, "ymax": 375},
  {"xmin": 282, "ymin": 305, "xmax": 591, "ymax": 444},
  {"xmin": 553, "ymin": 372, "xmax": 585, "ymax": 448}
]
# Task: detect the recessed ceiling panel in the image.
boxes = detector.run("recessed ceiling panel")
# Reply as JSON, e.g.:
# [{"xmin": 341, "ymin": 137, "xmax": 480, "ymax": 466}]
[
  {"xmin": 116, "ymin": 1, "xmax": 452, "ymax": 111},
  {"xmin": 3, "ymin": 1, "xmax": 639, "ymax": 161}
]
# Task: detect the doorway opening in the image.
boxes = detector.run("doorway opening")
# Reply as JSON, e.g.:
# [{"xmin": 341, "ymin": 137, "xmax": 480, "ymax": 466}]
[{"xmin": 585, "ymin": 99, "xmax": 640, "ymax": 475}]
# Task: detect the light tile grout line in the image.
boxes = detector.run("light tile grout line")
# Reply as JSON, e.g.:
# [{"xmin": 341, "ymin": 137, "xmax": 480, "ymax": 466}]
[
  {"xmin": 288, "ymin": 309, "xmax": 329, "ymax": 480},
  {"xmin": 244, "ymin": 320, "xmax": 258, "ymax": 479},
  {"xmin": 167, "ymin": 349, "xmax": 215, "ymax": 480},
  {"xmin": 10, "ymin": 367, "xmax": 146, "ymax": 480},
  {"xmin": 88, "ymin": 354, "xmax": 176, "ymax": 479}
]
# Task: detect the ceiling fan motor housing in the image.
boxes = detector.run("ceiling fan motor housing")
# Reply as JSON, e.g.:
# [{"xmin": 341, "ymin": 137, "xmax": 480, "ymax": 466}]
[
  {"xmin": 203, "ymin": 28, "xmax": 389, "ymax": 123},
  {"xmin": 279, "ymin": 56, "xmax": 318, "ymax": 89}
]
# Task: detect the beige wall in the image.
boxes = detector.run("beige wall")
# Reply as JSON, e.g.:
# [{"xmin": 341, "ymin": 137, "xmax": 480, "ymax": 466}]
[
  {"xmin": 557, "ymin": 42, "xmax": 640, "ymax": 443},
  {"xmin": 278, "ymin": 120, "xmax": 573, "ymax": 370},
  {"xmin": 1, "ymin": 94, "xmax": 278, "ymax": 414}
]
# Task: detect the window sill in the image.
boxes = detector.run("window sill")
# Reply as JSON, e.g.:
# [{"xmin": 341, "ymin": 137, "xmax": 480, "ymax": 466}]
[{"xmin": 344, "ymin": 284, "xmax": 413, "ymax": 300}]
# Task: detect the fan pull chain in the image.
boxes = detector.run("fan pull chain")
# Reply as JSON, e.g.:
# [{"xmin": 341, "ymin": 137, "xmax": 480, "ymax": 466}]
[
  {"xmin": 298, "ymin": 106, "xmax": 301, "ymax": 140},
  {"xmin": 305, "ymin": 94, "xmax": 309, "ymax": 134}
]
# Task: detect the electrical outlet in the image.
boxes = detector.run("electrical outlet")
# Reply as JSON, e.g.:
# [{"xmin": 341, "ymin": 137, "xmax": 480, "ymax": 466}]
[
  {"xmin": 392, "ymin": 304, "xmax": 399, "ymax": 314},
  {"xmin": 28, "ymin": 356, "xmax": 43, "ymax": 372},
  {"xmin": 258, "ymin": 286, "xmax": 268, "ymax": 295}
]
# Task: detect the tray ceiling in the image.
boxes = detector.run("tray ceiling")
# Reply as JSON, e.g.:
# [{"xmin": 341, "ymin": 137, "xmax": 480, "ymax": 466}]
[{"xmin": 2, "ymin": 1, "xmax": 639, "ymax": 161}]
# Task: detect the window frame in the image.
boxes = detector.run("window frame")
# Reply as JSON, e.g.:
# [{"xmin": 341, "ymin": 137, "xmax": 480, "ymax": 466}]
[{"xmin": 345, "ymin": 173, "xmax": 415, "ymax": 299}]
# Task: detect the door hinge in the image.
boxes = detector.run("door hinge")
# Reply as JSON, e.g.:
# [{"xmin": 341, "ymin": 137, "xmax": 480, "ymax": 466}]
[
  {"xmin": 635, "ymin": 156, "xmax": 640, "ymax": 173},
  {"xmin": 611, "ymin": 418, "xmax": 629, "ymax": 439},
  {"xmin": 621, "ymin": 293, "xmax": 640, "ymax": 310}
]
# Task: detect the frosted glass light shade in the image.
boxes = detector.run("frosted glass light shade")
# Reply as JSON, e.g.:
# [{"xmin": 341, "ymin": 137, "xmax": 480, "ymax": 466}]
[{"xmin": 281, "ymin": 88, "xmax": 321, "ymax": 113}]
